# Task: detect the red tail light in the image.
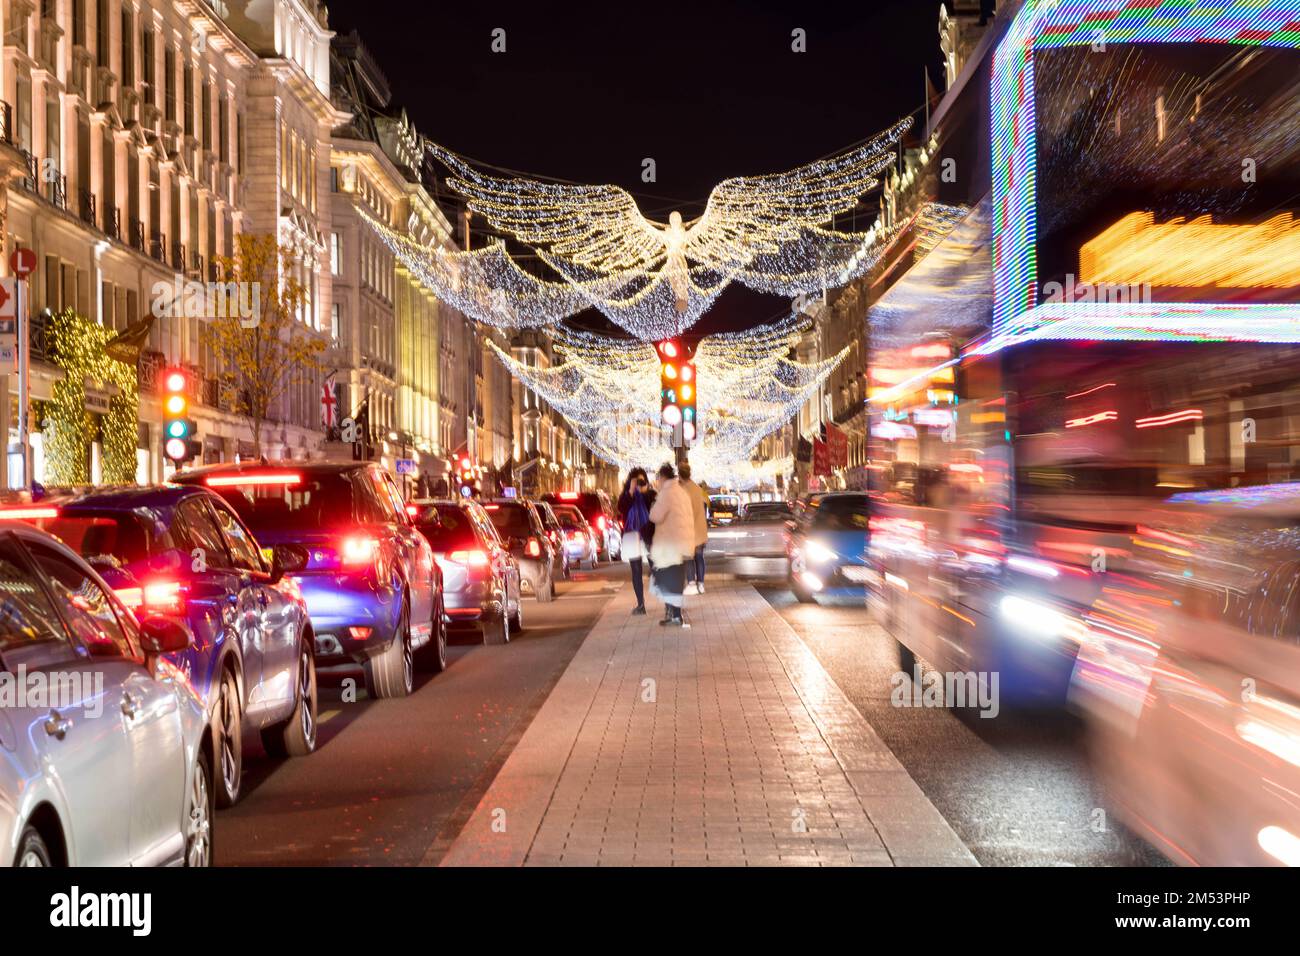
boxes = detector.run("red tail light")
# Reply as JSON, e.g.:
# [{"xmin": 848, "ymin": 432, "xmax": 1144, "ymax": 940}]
[
  {"xmin": 341, "ymin": 535, "xmax": 379, "ymax": 567},
  {"xmin": 116, "ymin": 580, "xmax": 185, "ymax": 615},
  {"xmin": 596, "ymin": 515, "xmax": 608, "ymax": 531},
  {"xmin": 448, "ymin": 549, "xmax": 490, "ymax": 568},
  {"xmin": 0, "ymin": 506, "xmax": 59, "ymax": 520},
  {"xmin": 526, "ymin": 537, "xmax": 542, "ymax": 558}
]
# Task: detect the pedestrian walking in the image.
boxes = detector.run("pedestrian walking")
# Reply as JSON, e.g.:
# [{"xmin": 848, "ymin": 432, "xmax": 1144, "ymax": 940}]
[
  {"xmin": 678, "ymin": 462, "xmax": 709, "ymax": 593},
  {"xmin": 617, "ymin": 467, "xmax": 655, "ymax": 615},
  {"xmin": 648, "ymin": 463, "xmax": 696, "ymax": 627}
]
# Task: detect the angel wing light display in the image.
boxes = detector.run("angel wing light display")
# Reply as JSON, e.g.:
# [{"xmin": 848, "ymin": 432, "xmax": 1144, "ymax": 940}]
[{"xmin": 362, "ymin": 118, "xmax": 914, "ymax": 339}]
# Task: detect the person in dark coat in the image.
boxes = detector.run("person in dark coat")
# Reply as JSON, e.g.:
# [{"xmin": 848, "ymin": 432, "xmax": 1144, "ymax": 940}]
[{"xmin": 616, "ymin": 467, "xmax": 655, "ymax": 614}]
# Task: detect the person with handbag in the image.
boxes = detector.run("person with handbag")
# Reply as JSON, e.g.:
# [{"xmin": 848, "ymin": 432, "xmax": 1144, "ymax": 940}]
[
  {"xmin": 647, "ymin": 463, "xmax": 696, "ymax": 628},
  {"xmin": 617, "ymin": 467, "xmax": 654, "ymax": 615}
]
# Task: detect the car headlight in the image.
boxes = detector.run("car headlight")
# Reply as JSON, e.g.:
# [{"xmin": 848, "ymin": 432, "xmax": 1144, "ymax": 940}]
[
  {"xmin": 999, "ymin": 594, "xmax": 1080, "ymax": 642},
  {"xmin": 805, "ymin": 540, "xmax": 837, "ymax": 563}
]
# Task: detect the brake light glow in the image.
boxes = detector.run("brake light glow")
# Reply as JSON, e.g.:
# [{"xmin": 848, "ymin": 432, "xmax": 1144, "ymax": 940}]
[
  {"xmin": 484, "ymin": 504, "xmax": 500, "ymax": 510},
  {"xmin": 596, "ymin": 515, "xmax": 608, "ymax": 531},
  {"xmin": 118, "ymin": 580, "xmax": 184, "ymax": 614},
  {"xmin": 559, "ymin": 491, "xmax": 579, "ymax": 500},
  {"xmin": 526, "ymin": 537, "xmax": 542, "ymax": 558},
  {"xmin": 341, "ymin": 535, "xmax": 378, "ymax": 566},
  {"xmin": 449, "ymin": 549, "xmax": 490, "ymax": 567},
  {"xmin": 406, "ymin": 504, "xmax": 418, "ymax": 517},
  {"xmin": 0, "ymin": 506, "xmax": 59, "ymax": 519},
  {"xmin": 206, "ymin": 472, "xmax": 302, "ymax": 487}
]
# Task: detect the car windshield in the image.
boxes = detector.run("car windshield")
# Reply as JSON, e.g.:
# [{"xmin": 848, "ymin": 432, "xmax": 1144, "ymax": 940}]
[
  {"xmin": 812, "ymin": 496, "xmax": 871, "ymax": 531},
  {"xmin": 35, "ymin": 514, "xmax": 151, "ymax": 563},
  {"xmin": 485, "ymin": 504, "xmax": 532, "ymax": 538},
  {"xmin": 710, "ymin": 496, "xmax": 739, "ymax": 511},
  {"xmin": 417, "ymin": 506, "xmax": 479, "ymax": 551},
  {"xmin": 207, "ymin": 473, "xmax": 356, "ymax": 530}
]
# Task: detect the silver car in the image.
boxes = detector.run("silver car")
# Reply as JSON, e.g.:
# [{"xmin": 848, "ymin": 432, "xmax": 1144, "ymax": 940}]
[
  {"xmin": 0, "ymin": 523, "xmax": 213, "ymax": 866},
  {"xmin": 706, "ymin": 502, "xmax": 793, "ymax": 559}
]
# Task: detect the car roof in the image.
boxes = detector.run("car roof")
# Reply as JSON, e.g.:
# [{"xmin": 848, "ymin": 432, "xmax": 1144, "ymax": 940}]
[
  {"xmin": 172, "ymin": 460, "xmax": 373, "ymax": 482},
  {"xmin": 30, "ymin": 484, "xmax": 210, "ymax": 510}
]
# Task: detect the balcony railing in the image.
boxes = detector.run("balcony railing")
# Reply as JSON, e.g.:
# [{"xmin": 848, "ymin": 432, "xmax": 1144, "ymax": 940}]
[
  {"xmin": 0, "ymin": 101, "xmax": 12, "ymax": 146},
  {"xmin": 172, "ymin": 242, "xmax": 187, "ymax": 271},
  {"xmin": 46, "ymin": 174, "xmax": 67, "ymax": 210},
  {"xmin": 129, "ymin": 218, "xmax": 146, "ymax": 252},
  {"xmin": 79, "ymin": 189, "xmax": 96, "ymax": 228},
  {"xmin": 104, "ymin": 207, "xmax": 121, "ymax": 240},
  {"xmin": 150, "ymin": 232, "xmax": 167, "ymax": 263}
]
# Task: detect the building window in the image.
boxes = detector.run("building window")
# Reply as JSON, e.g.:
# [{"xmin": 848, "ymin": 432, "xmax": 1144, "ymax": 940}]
[{"xmin": 330, "ymin": 232, "xmax": 342, "ymax": 275}]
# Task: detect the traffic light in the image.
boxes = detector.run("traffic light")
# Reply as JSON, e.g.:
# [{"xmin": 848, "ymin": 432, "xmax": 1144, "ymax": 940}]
[
  {"xmin": 657, "ymin": 339, "xmax": 696, "ymax": 447},
  {"xmin": 162, "ymin": 368, "xmax": 200, "ymax": 464},
  {"xmin": 455, "ymin": 448, "xmax": 477, "ymax": 497}
]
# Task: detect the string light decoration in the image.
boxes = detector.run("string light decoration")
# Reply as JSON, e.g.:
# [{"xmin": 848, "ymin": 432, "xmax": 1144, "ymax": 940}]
[
  {"xmin": 488, "ymin": 313, "xmax": 848, "ymax": 484},
  {"xmin": 43, "ymin": 309, "xmax": 141, "ymax": 485},
  {"xmin": 369, "ymin": 118, "xmax": 913, "ymax": 339}
]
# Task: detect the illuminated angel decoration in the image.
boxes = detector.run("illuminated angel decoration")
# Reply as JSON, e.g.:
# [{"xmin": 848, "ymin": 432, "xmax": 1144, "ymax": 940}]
[{"xmin": 357, "ymin": 118, "xmax": 913, "ymax": 339}]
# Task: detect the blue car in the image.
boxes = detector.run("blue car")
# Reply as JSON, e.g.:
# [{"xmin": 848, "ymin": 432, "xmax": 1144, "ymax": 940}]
[
  {"xmin": 16, "ymin": 485, "xmax": 317, "ymax": 808},
  {"xmin": 173, "ymin": 461, "xmax": 445, "ymax": 699},
  {"xmin": 786, "ymin": 492, "xmax": 872, "ymax": 603}
]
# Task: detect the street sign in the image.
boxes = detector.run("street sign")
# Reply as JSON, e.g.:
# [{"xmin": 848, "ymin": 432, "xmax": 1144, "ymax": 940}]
[
  {"xmin": 0, "ymin": 278, "xmax": 17, "ymax": 364},
  {"xmin": 395, "ymin": 458, "xmax": 416, "ymax": 475},
  {"xmin": 9, "ymin": 248, "xmax": 36, "ymax": 279}
]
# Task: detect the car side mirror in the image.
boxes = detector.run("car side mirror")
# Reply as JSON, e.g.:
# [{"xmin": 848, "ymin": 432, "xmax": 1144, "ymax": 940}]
[
  {"xmin": 269, "ymin": 543, "xmax": 309, "ymax": 583},
  {"xmin": 139, "ymin": 616, "xmax": 191, "ymax": 656}
]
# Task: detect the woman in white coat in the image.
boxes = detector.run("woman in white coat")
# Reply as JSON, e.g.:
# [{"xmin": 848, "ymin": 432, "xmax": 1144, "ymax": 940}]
[{"xmin": 648, "ymin": 462, "xmax": 696, "ymax": 627}]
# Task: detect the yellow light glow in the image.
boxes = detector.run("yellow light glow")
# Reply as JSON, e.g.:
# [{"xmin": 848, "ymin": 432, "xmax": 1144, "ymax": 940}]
[
  {"xmin": 1080, "ymin": 211, "xmax": 1300, "ymax": 289},
  {"xmin": 165, "ymin": 395, "xmax": 188, "ymax": 416}
]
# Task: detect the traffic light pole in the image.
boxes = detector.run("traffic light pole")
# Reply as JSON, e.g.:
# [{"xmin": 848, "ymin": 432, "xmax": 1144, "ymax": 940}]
[{"xmin": 16, "ymin": 279, "xmax": 30, "ymax": 491}]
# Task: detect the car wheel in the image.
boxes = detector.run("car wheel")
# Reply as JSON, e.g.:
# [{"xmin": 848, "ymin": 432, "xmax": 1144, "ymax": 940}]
[
  {"xmin": 364, "ymin": 597, "xmax": 414, "ymax": 698},
  {"xmin": 264, "ymin": 638, "xmax": 318, "ymax": 757},
  {"xmin": 789, "ymin": 566, "xmax": 816, "ymax": 604},
  {"xmin": 214, "ymin": 668, "xmax": 243, "ymax": 807},
  {"xmin": 482, "ymin": 607, "xmax": 510, "ymax": 645},
  {"xmin": 416, "ymin": 591, "xmax": 448, "ymax": 673},
  {"xmin": 185, "ymin": 747, "xmax": 214, "ymax": 868},
  {"xmin": 585, "ymin": 557, "xmax": 597, "ymax": 571},
  {"xmin": 15, "ymin": 827, "xmax": 51, "ymax": 867}
]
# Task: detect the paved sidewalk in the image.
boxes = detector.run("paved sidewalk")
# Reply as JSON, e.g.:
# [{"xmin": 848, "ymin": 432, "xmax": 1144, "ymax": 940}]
[{"xmin": 437, "ymin": 581, "xmax": 976, "ymax": 866}]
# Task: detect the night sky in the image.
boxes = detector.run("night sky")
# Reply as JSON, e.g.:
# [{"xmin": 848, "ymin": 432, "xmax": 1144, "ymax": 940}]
[{"xmin": 325, "ymin": 0, "xmax": 946, "ymax": 333}]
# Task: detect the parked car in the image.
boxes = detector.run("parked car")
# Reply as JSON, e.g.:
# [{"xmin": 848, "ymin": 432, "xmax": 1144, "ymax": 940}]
[
  {"xmin": 551, "ymin": 503, "xmax": 599, "ymax": 570},
  {"xmin": 17, "ymin": 487, "xmax": 317, "ymax": 807},
  {"xmin": 411, "ymin": 499, "xmax": 522, "ymax": 644},
  {"xmin": 542, "ymin": 491, "xmax": 620, "ymax": 562},
  {"xmin": 532, "ymin": 501, "xmax": 571, "ymax": 581},
  {"xmin": 172, "ymin": 462, "xmax": 445, "ymax": 698},
  {"xmin": 0, "ymin": 521, "xmax": 213, "ymax": 866},
  {"xmin": 785, "ymin": 492, "xmax": 872, "ymax": 603},
  {"xmin": 483, "ymin": 499, "xmax": 557, "ymax": 601}
]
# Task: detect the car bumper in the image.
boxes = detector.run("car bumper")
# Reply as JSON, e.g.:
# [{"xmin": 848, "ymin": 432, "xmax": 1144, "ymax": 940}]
[
  {"xmin": 516, "ymin": 558, "xmax": 547, "ymax": 592},
  {"xmin": 295, "ymin": 573, "xmax": 402, "ymax": 663},
  {"xmin": 444, "ymin": 580, "xmax": 505, "ymax": 623}
]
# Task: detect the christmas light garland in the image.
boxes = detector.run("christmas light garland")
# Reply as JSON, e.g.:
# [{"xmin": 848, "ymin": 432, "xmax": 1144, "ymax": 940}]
[{"xmin": 488, "ymin": 313, "xmax": 847, "ymax": 483}]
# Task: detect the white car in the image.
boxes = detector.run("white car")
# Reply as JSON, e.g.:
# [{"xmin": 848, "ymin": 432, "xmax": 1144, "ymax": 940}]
[{"xmin": 0, "ymin": 523, "xmax": 213, "ymax": 866}]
